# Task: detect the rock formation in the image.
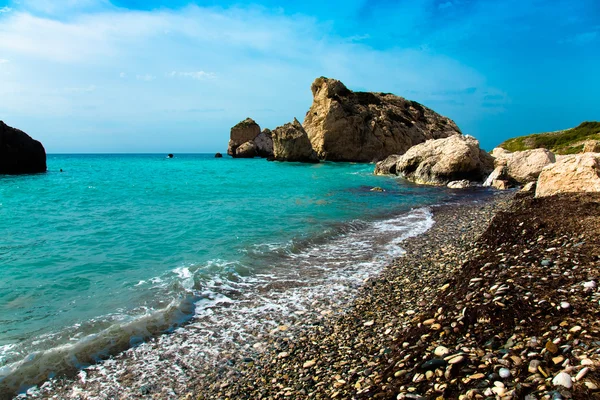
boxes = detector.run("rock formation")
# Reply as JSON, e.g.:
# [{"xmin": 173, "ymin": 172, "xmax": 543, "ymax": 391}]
[
  {"xmin": 272, "ymin": 118, "xmax": 319, "ymax": 163},
  {"xmin": 447, "ymin": 180, "xmax": 470, "ymax": 189},
  {"xmin": 492, "ymin": 148, "xmax": 555, "ymax": 184},
  {"xmin": 254, "ymin": 129, "xmax": 274, "ymax": 158},
  {"xmin": 374, "ymin": 155, "xmax": 402, "ymax": 175},
  {"xmin": 214, "ymin": 152, "xmax": 223, "ymax": 158},
  {"xmin": 376, "ymin": 135, "xmax": 493, "ymax": 185},
  {"xmin": 483, "ymin": 165, "xmax": 507, "ymax": 188},
  {"xmin": 227, "ymin": 118, "xmax": 261, "ymax": 157},
  {"xmin": 235, "ymin": 141, "xmax": 257, "ymax": 158},
  {"xmin": 583, "ymin": 140, "xmax": 600, "ymax": 153},
  {"xmin": 0, "ymin": 121, "xmax": 47, "ymax": 174},
  {"xmin": 302, "ymin": 77, "xmax": 462, "ymax": 162},
  {"xmin": 535, "ymin": 153, "xmax": 600, "ymax": 197}
]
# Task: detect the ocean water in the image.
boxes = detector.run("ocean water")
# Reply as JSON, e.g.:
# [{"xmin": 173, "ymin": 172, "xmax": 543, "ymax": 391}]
[{"xmin": 0, "ymin": 154, "xmax": 481, "ymax": 394}]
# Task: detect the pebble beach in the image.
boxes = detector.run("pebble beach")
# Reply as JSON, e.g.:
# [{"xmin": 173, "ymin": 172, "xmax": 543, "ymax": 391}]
[{"xmin": 16, "ymin": 190, "xmax": 600, "ymax": 399}]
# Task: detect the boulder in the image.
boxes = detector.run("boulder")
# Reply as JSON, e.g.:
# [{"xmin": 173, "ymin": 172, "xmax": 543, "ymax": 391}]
[
  {"xmin": 235, "ymin": 141, "xmax": 257, "ymax": 158},
  {"xmin": 491, "ymin": 147, "xmax": 512, "ymax": 163},
  {"xmin": 521, "ymin": 181, "xmax": 536, "ymax": 192},
  {"xmin": 214, "ymin": 152, "xmax": 223, "ymax": 158},
  {"xmin": 254, "ymin": 129, "xmax": 274, "ymax": 158},
  {"xmin": 583, "ymin": 140, "xmax": 600, "ymax": 153},
  {"xmin": 483, "ymin": 165, "xmax": 507, "ymax": 187},
  {"xmin": 228, "ymin": 118, "xmax": 261, "ymax": 157},
  {"xmin": 392, "ymin": 135, "xmax": 494, "ymax": 185},
  {"xmin": 504, "ymin": 149, "xmax": 555, "ymax": 184},
  {"xmin": 374, "ymin": 155, "xmax": 402, "ymax": 175},
  {"xmin": 0, "ymin": 121, "xmax": 47, "ymax": 174},
  {"xmin": 272, "ymin": 118, "xmax": 319, "ymax": 163},
  {"xmin": 447, "ymin": 180, "xmax": 471, "ymax": 189},
  {"xmin": 303, "ymin": 77, "xmax": 462, "ymax": 162},
  {"xmin": 492, "ymin": 180, "xmax": 510, "ymax": 190},
  {"xmin": 535, "ymin": 153, "xmax": 600, "ymax": 197}
]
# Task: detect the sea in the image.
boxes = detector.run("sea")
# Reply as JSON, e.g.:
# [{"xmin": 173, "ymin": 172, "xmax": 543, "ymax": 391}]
[{"xmin": 0, "ymin": 154, "xmax": 491, "ymax": 396}]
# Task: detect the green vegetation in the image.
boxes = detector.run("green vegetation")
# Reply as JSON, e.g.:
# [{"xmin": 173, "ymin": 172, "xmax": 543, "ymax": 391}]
[{"xmin": 499, "ymin": 121, "xmax": 600, "ymax": 154}]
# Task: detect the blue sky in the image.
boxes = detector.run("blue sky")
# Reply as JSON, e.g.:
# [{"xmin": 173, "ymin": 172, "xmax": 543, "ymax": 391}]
[{"xmin": 0, "ymin": 0, "xmax": 598, "ymax": 152}]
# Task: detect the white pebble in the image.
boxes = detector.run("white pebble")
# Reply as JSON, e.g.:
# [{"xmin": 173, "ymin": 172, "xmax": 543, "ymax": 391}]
[
  {"xmin": 583, "ymin": 281, "xmax": 596, "ymax": 289},
  {"xmin": 434, "ymin": 346, "xmax": 450, "ymax": 357},
  {"xmin": 499, "ymin": 368, "xmax": 511, "ymax": 378},
  {"xmin": 552, "ymin": 372, "xmax": 573, "ymax": 388},
  {"xmin": 560, "ymin": 302, "xmax": 570, "ymax": 309},
  {"xmin": 575, "ymin": 367, "xmax": 589, "ymax": 381}
]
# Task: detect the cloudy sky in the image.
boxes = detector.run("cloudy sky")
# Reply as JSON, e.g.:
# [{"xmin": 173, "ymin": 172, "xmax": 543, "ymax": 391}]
[{"xmin": 0, "ymin": 0, "xmax": 598, "ymax": 152}]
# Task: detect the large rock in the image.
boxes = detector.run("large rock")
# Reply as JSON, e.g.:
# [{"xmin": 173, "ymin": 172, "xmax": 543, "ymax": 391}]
[
  {"xmin": 535, "ymin": 153, "xmax": 600, "ymax": 197},
  {"xmin": 504, "ymin": 149, "xmax": 555, "ymax": 184},
  {"xmin": 0, "ymin": 121, "xmax": 46, "ymax": 174},
  {"xmin": 272, "ymin": 118, "xmax": 319, "ymax": 163},
  {"xmin": 483, "ymin": 165, "xmax": 507, "ymax": 187},
  {"xmin": 235, "ymin": 141, "xmax": 257, "ymax": 158},
  {"xmin": 583, "ymin": 140, "xmax": 600, "ymax": 153},
  {"xmin": 303, "ymin": 77, "xmax": 462, "ymax": 162},
  {"xmin": 254, "ymin": 129, "xmax": 274, "ymax": 158},
  {"xmin": 374, "ymin": 154, "xmax": 402, "ymax": 175},
  {"xmin": 228, "ymin": 118, "xmax": 261, "ymax": 157},
  {"xmin": 392, "ymin": 135, "xmax": 494, "ymax": 185}
]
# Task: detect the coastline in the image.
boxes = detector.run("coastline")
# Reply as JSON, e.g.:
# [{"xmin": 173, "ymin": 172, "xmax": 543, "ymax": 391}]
[{"xmin": 17, "ymin": 190, "xmax": 516, "ymax": 399}]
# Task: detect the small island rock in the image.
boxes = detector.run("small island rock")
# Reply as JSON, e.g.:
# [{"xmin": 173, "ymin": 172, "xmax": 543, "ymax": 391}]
[
  {"xmin": 228, "ymin": 118, "xmax": 261, "ymax": 157},
  {"xmin": 303, "ymin": 77, "xmax": 462, "ymax": 162},
  {"xmin": 0, "ymin": 121, "xmax": 47, "ymax": 174},
  {"xmin": 214, "ymin": 152, "xmax": 223, "ymax": 158},
  {"xmin": 272, "ymin": 118, "xmax": 319, "ymax": 163}
]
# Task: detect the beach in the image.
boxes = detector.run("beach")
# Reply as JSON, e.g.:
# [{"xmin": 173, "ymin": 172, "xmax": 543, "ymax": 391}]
[{"xmin": 19, "ymin": 190, "xmax": 523, "ymax": 399}]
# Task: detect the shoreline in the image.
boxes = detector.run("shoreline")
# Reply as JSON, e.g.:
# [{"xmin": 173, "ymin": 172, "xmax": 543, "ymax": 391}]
[{"xmin": 15, "ymin": 190, "xmax": 516, "ymax": 399}]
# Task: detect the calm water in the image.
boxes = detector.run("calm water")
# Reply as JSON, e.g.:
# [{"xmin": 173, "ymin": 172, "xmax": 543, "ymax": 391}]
[{"xmin": 0, "ymin": 154, "xmax": 474, "ymax": 393}]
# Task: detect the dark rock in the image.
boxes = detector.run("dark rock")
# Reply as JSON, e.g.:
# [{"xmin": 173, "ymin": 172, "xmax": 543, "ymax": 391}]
[
  {"xmin": 214, "ymin": 152, "xmax": 223, "ymax": 158},
  {"xmin": 167, "ymin": 154, "xmax": 174, "ymax": 158},
  {"xmin": 420, "ymin": 358, "xmax": 447, "ymax": 371},
  {"xmin": 0, "ymin": 121, "xmax": 46, "ymax": 174},
  {"xmin": 272, "ymin": 118, "xmax": 319, "ymax": 163}
]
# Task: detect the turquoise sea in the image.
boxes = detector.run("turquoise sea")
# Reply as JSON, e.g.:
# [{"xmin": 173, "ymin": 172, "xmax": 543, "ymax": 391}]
[{"xmin": 0, "ymin": 154, "xmax": 488, "ymax": 395}]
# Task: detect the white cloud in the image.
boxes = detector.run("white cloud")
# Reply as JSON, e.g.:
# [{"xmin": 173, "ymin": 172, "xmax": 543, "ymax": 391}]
[
  {"xmin": 136, "ymin": 74, "xmax": 156, "ymax": 81},
  {"xmin": 167, "ymin": 71, "xmax": 215, "ymax": 80},
  {"xmin": 0, "ymin": 6, "xmax": 12, "ymax": 13}
]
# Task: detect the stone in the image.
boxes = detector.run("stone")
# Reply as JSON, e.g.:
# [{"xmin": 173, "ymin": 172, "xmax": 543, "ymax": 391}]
[
  {"xmin": 214, "ymin": 152, "xmax": 223, "ymax": 158},
  {"xmin": 420, "ymin": 359, "xmax": 447, "ymax": 371},
  {"xmin": 583, "ymin": 281, "xmax": 597, "ymax": 290},
  {"xmin": 0, "ymin": 120, "xmax": 47, "ymax": 174},
  {"xmin": 536, "ymin": 153, "xmax": 600, "ymax": 197},
  {"xmin": 499, "ymin": 368, "xmax": 511, "ymax": 378},
  {"xmin": 492, "ymin": 180, "xmax": 510, "ymax": 190},
  {"xmin": 434, "ymin": 346, "xmax": 450, "ymax": 357},
  {"xmin": 491, "ymin": 147, "xmax": 512, "ymax": 160},
  {"xmin": 483, "ymin": 165, "xmax": 506, "ymax": 187},
  {"xmin": 392, "ymin": 135, "xmax": 494, "ymax": 185},
  {"xmin": 374, "ymin": 155, "xmax": 402, "ymax": 175},
  {"xmin": 272, "ymin": 118, "xmax": 319, "ymax": 163},
  {"xmin": 575, "ymin": 367, "xmax": 589, "ymax": 381},
  {"xmin": 235, "ymin": 141, "xmax": 258, "ymax": 158},
  {"xmin": 529, "ymin": 360, "xmax": 541, "ymax": 373},
  {"xmin": 521, "ymin": 181, "xmax": 536, "ymax": 192},
  {"xmin": 303, "ymin": 77, "xmax": 462, "ymax": 162},
  {"xmin": 370, "ymin": 187, "xmax": 385, "ymax": 192},
  {"xmin": 447, "ymin": 180, "xmax": 471, "ymax": 189},
  {"xmin": 560, "ymin": 302, "xmax": 570, "ymax": 309},
  {"xmin": 545, "ymin": 341, "xmax": 559, "ymax": 354},
  {"xmin": 447, "ymin": 355, "xmax": 465, "ymax": 365},
  {"xmin": 303, "ymin": 360, "xmax": 316, "ymax": 368},
  {"xmin": 228, "ymin": 118, "xmax": 261, "ymax": 156},
  {"xmin": 503, "ymin": 149, "xmax": 556, "ymax": 184},
  {"xmin": 552, "ymin": 372, "xmax": 572, "ymax": 389},
  {"xmin": 254, "ymin": 129, "xmax": 274, "ymax": 158}
]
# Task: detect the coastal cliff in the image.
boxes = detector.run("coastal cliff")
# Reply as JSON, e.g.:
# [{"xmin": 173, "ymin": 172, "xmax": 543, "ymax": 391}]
[{"xmin": 0, "ymin": 121, "xmax": 47, "ymax": 174}]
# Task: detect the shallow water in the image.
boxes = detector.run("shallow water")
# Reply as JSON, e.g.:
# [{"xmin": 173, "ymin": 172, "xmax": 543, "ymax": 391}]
[{"xmin": 0, "ymin": 154, "xmax": 479, "ymax": 394}]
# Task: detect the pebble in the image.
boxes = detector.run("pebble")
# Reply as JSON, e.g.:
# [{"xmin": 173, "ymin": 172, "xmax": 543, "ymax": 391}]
[
  {"xmin": 498, "ymin": 368, "xmax": 511, "ymax": 378},
  {"xmin": 528, "ymin": 360, "xmax": 541, "ymax": 373},
  {"xmin": 303, "ymin": 360, "xmax": 316, "ymax": 368},
  {"xmin": 560, "ymin": 302, "xmax": 570, "ymax": 309},
  {"xmin": 447, "ymin": 355, "xmax": 465, "ymax": 365},
  {"xmin": 420, "ymin": 359, "xmax": 447, "ymax": 371},
  {"xmin": 575, "ymin": 367, "xmax": 589, "ymax": 381},
  {"xmin": 583, "ymin": 280, "xmax": 596, "ymax": 290},
  {"xmin": 552, "ymin": 372, "xmax": 573, "ymax": 389},
  {"xmin": 434, "ymin": 346, "xmax": 450, "ymax": 357}
]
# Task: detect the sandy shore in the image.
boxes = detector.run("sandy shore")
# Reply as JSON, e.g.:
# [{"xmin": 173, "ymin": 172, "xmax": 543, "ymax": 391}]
[{"xmin": 17, "ymin": 190, "xmax": 600, "ymax": 400}]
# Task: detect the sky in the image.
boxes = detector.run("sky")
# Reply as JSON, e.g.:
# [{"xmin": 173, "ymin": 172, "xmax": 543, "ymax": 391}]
[{"xmin": 0, "ymin": 0, "xmax": 598, "ymax": 152}]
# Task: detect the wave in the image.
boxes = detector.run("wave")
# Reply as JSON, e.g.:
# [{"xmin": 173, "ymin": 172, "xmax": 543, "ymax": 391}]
[{"xmin": 1, "ymin": 207, "xmax": 434, "ymax": 397}]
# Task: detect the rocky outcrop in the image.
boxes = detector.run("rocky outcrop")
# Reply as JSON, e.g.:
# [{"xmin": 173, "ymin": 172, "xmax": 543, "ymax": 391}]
[
  {"xmin": 254, "ymin": 129, "xmax": 273, "ymax": 158},
  {"xmin": 374, "ymin": 155, "xmax": 402, "ymax": 175},
  {"xmin": 503, "ymin": 149, "xmax": 555, "ymax": 184},
  {"xmin": 214, "ymin": 152, "xmax": 223, "ymax": 158},
  {"xmin": 302, "ymin": 77, "xmax": 462, "ymax": 162},
  {"xmin": 583, "ymin": 140, "xmax": 600, "ymax": 153},
  {"xmin": 235, "ymin": 141, "xmax": 257, "ymax": 158},
  {"xmin": 272, "ymin": 118, "xmax": 318, "ymax": 163},
  {"xmin": 382, "ymin": 135, "xmax": 493, "ymax": 185},
  {"xmin": 536, "ymin": 153, "xmax": 600, "ymax": 197},
  {"xmin": 447, "ymin": 180, "xmax": 470, "ymax": 189},
  {"xmin": 227, "ymin": 118, "xmax": 261, "ymax": 157},
  {"xmin": 0, "ymin": 121, "xmax": 46, "ymax": 174}
]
